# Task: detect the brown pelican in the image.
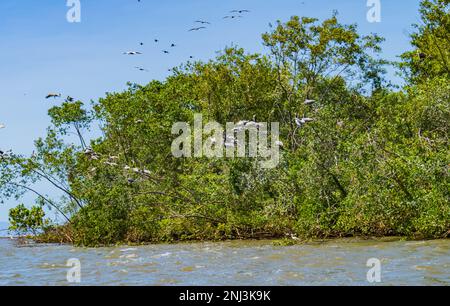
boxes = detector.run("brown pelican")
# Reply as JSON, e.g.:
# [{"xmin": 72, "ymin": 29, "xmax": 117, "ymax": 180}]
[
  {"xmin": 46, "ymin": 93, "xmax": 61, "ymax": 99},
  {"xmin": 123, "ymin": 51, "xmax": 142, "ymax": 55}
]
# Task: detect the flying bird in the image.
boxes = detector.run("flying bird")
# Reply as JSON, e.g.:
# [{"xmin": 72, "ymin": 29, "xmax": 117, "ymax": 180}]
[
  {"xmin": 123, "ymin": 51, "xmax": 142, "ymax": 55},
  {"xmin": 163, "ymin": 50, "xmax": 170, "ymax": 54},
  {"xmin": 295, "ymin": 117, "xmax": 314, "ymax": 127},
  {"xmin": 195, "ymin": 20, "xmax": 211, "ymax": 25},
  {"xmin": 189, "ymin": 26, "xmax": 206, "ymax": 31},
  {"xmin": 134, "ymin": 67, "xmax": 149, "ymax": 72},
  {"xmin": 223, "ymin": 15, "xmax": 242, "ymax": 19},
  {"xmin": 0, "ymin": 124, "xmax": 5, "ymax": 129},
  {"xmin": 46, "ymin": 93, "xmax": 61, "ymax": 99},
  {"xmin": 275, "ymin": 140, "xmax": 284, "ymax": 147}
]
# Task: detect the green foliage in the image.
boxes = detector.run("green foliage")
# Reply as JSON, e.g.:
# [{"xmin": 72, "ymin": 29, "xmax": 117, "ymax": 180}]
[
  {"xmin": 9, "ymin": 204, "xmax": 48, "ymax": 236},
  {"xmin": 400, "ymin": 0, "xmax": 450, "ymax": 83}
]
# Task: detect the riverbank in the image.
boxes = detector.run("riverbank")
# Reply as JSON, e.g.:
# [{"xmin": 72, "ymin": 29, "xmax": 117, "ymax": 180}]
[{"xmin": 28, "ymin": 222, "xmax": 450, "ymax": 247}]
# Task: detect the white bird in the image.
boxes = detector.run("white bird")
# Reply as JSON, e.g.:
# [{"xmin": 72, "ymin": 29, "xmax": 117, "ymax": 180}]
[
  {"xmin": 104, "ymin": 161, "xmax": 118, "ymax": 166},
  {"xmin": 0, "ymin": 124, "xmax": 5, "ymax": 129},
  {"xmin": 295, "ymin": 117, "xmax": 314, "ymax": 127},
  {"xmin": 304, "ymin": 99, "xmax": 316, "ymax": 105},
  {"xmin": 123, "ymin": 51, "xmax": 142, "ymax": 55},
  {"xmin": 275, "ymin": 140, "xmax": 284, "ymax": 147},
  {"xmin": 301, "ymin": 117, "xmax": 314, "ymax": 123},
  {"xmin": 134, "ymin": 67, "xmax": 149, "ymax": 72}
]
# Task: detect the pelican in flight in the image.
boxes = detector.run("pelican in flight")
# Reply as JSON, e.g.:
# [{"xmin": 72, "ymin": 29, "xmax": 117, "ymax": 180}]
[
  {"xmin": 230, "ymin": 10, "xmax": 250, "ymax": 14},
  {"xmin": 195, "ymin": 20, "xmax": 211, "ymax": 25},
  {"xmin": 134, "ymin": 67, "xmax": 149, "ymax": 72},
  {"xmin": 275, "ymin": 140, "xmax": 284, "ymax": 147},
  {"xmin": 189, "ymin": 26, "xmax": 206, "ymax": 31},
  {"xmin": 295, "ymin": 117, "xmax": 314, "ymax": 127},
  {"xmin": 0, "ymin": 124, "xmax": 5, "ymax": 129},
  {"xmin": 123, "ymin": 51, "xmax": 142, "ymax": 55},
  {"xmin": 46, "ymin": 93, "xmax": 61, "ymax": 99}
]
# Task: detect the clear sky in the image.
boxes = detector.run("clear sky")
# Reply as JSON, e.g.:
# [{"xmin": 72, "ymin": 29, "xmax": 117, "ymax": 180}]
[{"xmin": 0, "ymin": 0, "xmax": 422, "ymax": 222}]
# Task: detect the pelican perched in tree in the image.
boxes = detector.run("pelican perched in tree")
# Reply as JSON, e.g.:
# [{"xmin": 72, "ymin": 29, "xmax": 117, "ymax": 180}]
[
  {"xmin": 195, "ymin": 20, "xmax": 211, "ymax": 25},
  {"xmin": 275, "ymin": 140, "xmax": 284, "ymax": 147},
  {"xmin": 230, "ymin": 9, "xmax": 250, "ymax": 14},
  {"xmin": 134, "ymin": 67, "xmax": 149, "ymax": 72},
  {"xmin": 295, "ymin": 117, "xmax": 314, "ymax": 127},
  {"xmin": 304, "ymin": 99, "xmax": 316, "ymax": 105}
]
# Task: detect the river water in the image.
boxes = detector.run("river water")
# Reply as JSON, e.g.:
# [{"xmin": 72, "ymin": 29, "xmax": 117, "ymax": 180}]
[{"xmin": 0, "ymin": 238, "xmax": 448, "ymax": 285}]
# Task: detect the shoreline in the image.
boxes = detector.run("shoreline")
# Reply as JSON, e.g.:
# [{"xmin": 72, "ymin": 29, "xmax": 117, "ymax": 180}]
[{"xmin": 3, "ymin": 234, "xmax": 448, "ymax": 248}]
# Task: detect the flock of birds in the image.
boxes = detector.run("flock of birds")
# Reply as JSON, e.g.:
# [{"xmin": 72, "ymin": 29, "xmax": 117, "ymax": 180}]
[
  {"xmin": 208, "ymin": 98, "xmax": 317, "ymax": 149},
  {"xmin": 121, "ymin": 8, "xmax": 252, "ymax": 73}
]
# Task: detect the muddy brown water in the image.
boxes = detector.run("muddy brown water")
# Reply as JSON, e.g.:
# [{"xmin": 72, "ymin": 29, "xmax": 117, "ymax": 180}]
[{"xmin": 0, "ymin": 238, "xmax": 448, "ymax": 285}]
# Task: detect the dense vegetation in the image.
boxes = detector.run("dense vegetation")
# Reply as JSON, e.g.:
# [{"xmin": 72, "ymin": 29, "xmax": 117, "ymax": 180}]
[{"xmin": 1, "ymin": 0, "xmax": 449, "ymax": 246}]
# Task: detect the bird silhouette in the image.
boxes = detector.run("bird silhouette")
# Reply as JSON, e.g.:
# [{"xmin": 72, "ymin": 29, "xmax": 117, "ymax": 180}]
[
  {"xmin": 230, "ymin": 10, "xmax": 250, "ymax": 14},
  {"xmin": 123, "ymin": 51, "xmax": 142, "ymax": 55},
  {"xmin": 46, "ymin": 93, "xmax": 61, "ymax": 99},
  {"xmin": 189, "ymin": 26, "xmax": 206, "ymax": 31},
  {"xmin": 134, "ymin": 67, "xmax": 149, "ymax": 72}
]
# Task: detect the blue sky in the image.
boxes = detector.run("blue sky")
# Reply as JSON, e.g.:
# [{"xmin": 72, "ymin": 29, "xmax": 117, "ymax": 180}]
[{"xmin": 0, "ymin": 0, "xmax": 422, "ymax": 222}]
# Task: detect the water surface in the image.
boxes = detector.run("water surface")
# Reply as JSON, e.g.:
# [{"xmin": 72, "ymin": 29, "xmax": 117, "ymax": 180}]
[{"xmin": 0, "ymin": 238, "xmax": 448, "ymax": 285}]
